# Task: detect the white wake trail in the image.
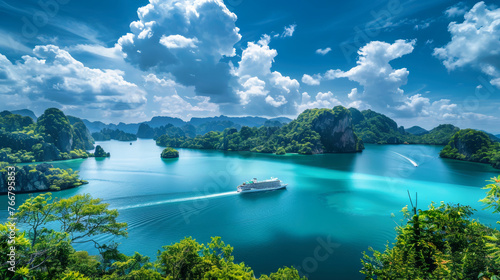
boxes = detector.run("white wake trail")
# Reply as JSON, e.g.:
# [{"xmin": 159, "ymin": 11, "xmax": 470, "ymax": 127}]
[
  {"xmin": 393, "ymin": 152, "xmax": 418, "ymax": 167},
  {"xmin": 117, "ymin": 191, "xmax": 238, "ymax": 210}
]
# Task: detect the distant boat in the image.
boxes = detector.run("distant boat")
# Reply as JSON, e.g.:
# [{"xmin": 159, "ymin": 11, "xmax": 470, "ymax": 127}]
[
  {"xmin": 237, "ymin": 178, "xmax": 287, "ymax": 193},
  {"xmin": 130, "ymin": 143, "xmax": 132, "ymax": 145}
]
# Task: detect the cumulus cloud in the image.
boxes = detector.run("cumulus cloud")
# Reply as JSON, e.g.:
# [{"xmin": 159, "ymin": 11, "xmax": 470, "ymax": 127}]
[
  {"xmin": 0, "ymin": 45, "xmax": 146, "ymax": 112},
  {"xmin": 434, "ymin": 2, "xmax": 500, "ymax": 88},
  {"xmin": 227, "ymin": 34, "xmax": 300, "ymax": 116},
  {"xmin": 117, "ymin": 0, "xmax": 242, "ymax": 102},
  {"xmin": 295, "ymin": 91, "xmax": 342, "ymax": 112},
  {"xmin": 144, "ymin": 73, "xmax": 219, "ymax": 119},
  {"xmin": 265, "ymin": 95, "xmax": 287, "ymax": 107},
  {"xmin": 301, "ymin": 74, "xmax": 321, "ymax": 86},
  {"xmin": 299, "ymin": 39, "xmax": 496, "ymax": 122},
  {"xmin": 315, "ymin": 47, "xmax": 331, "ymax": 55},
  {"xmin": 159, "ymin": 35, "xmax": 199, "ymax": 49}
]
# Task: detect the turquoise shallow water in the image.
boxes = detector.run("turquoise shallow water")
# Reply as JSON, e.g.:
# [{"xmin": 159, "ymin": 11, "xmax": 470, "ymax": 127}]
[{"xmin": 1, "ymin": 140, "xmax": 499, "ymax": 279}]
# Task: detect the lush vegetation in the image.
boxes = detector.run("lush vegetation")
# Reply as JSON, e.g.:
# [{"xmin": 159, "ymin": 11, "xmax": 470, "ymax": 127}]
[
  {"xmin": 349, "ymin": 108, "xmax": 461, "ymax": 145},
  {"xmin": 93, "ymin": 145, "xmax": 110, "ymax": 157},
  {"xmin": 350, "ymin": 108, "xmax": 405, "ymax": 144},
  {"xmin": 440, "ymin": 129, "xmax": 500, "ymax": 169},
  {"xmin": 0, "ymin": 162, "xmax": 87, "ymax": 193},
  {"xmin": 157, "ymin": 106, "xmax": 364, "ymax": 155},
  {"xmin": 0, "ymin": 109, "xmax": 95, "ymax": 163},
  {"xmin": 0, "ymin": 193, "xmax": 305, "ymax": 279},
  {"xmin": 92, "ymin": 128, "xmax": 137, "ymax": 141},
  {"xmin": 361, "ymin": 176, "xmax": 500, "ymax": 279},
  {"xmin": 408, "ymin": 124, "xmax": 460, "ymax": 145},
  {"xmin": 161, "ymin": 148, "xmax": 179, "ymax": 158}
]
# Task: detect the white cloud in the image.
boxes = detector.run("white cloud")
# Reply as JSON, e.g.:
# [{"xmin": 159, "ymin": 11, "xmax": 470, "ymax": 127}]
[
  {"xmin": 445, "ymin": 2, "xmax": 467, "ymax": 17},
  {"xmin": 283, "ymin": 24, "xmax": 296, "ymax": 37},
  {"xmin": 0, "ymin": 45, "xmax": 146, "ymax": 111},
  {"xmin": 159, "ymin": 35, "xmax": 199, "ymax": 49},
  {"xmin": 229, "ymin": 34, "xmax": 300, "ymax": 115},
  {"xmin": 275, "ymin": 24, "xmax": 297, "ymax": 38},
  {"xmin": 153, "ymin": 94, "xmax": 219, "ymax": 120},
  {"xmin": 265, "ymin": 95, "xmax": 287, "ymax": 107},
  {"xmin": 295, "ymin": 91, "xmax": 342, "ymax": 112},
  {"xmin": 434, "ymin": 2, "xmax": 500, "ymax": 88},
  {"xmin": 270, "ymin": 71, "xmax": 300, "ymax": 93},
  {"xmin": 234, "ymin": 35, "xmax": 277, "ymax": 78},
  {"xmin": 236, "ymin": 77, "xmax": 268, "ymax": 105},
  {"xmin": 315, "ymin": 48, "xmax": 331, "ymax": 55},
  {"xmin": 301, "ymin": 74, "xmax": 321, "ymax": 86},
  {"xmin": 117, "ymin": 0, "xmax": 242, "ymax": 102}
]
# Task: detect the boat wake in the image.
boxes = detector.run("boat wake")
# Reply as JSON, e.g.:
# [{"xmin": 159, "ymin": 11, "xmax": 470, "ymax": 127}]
[
  {"xmin": 116, "ymin": 191, "xmax": 238, "ymax": 210},
  {"xmin": 393, "ymin": 152, "xmax": 418, "ymax": 167}
]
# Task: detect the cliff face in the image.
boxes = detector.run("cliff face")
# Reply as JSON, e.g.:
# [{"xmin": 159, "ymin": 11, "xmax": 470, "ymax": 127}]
[
  {"xmin": 0, "ymin": 163, "xmax": 86, "ymax": 194},
  {"xmin": 37, "ymin": 108, "xmax": 75, "ymax": 153},
  {"xmin": 310, "ymin": 107, "xmax": 364, "ymax": 153}
]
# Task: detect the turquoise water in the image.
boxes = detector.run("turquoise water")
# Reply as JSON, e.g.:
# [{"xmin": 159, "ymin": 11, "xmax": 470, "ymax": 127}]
[{"xmin": 1, "ymin": 140, "xmax": 499, "ymax": 279}]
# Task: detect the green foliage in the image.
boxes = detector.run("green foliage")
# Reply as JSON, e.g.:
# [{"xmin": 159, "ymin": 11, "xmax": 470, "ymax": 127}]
[
  {"xmin": 350, "ymin": 108, "xmax": 404, "ymax": 144},
  {"xmin": 161, "ymin": 148, "xmax": 179, "ymax": 158},
  {"xmin": 276, "ymin": 147, "xmax": 286, "ymax": 155},
  {"xmin": 361, "ymin": 201, "xmax": 500, "ymax": 279},
  {"xmin": 440, "ymin": 129, "xmax": 500, "ymax": 169},
  {"xmin": 157, "ymin": 106, "xmax": 363, "ymax": 155},
  {"xmin": 408, "ymin": 124, "xmax": 460, "ymax": 145},
  {"xmin": 259, "ymin": 267, "xmax": 307, "ymax": 280},
  {"xmin": 93, "ymin": 145, "xmax": 110, "ymax": 157},
  {"xmin": 0, "ymin": 109, "xmax": 92, "ymax": 163},
  {"xmin": 0, "ymin": 163, "xmax": 86, "ymax": 193}
]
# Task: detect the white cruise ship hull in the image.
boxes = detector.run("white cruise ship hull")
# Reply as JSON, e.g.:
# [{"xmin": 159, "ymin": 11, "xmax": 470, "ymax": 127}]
[{"xmin": 237, "ymin": 184, "xmax": 287, "ymax": 193}]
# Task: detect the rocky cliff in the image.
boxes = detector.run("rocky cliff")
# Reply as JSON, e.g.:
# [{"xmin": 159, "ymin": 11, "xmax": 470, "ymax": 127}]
[
  {"xmin": 289, "ymin": 106, "xmax": 364, "ymax": 154},
  {"xmin": 309, "ymin": 106, "xmax": 364, "ymax": 153},
  {"xmin": 0, "ymin": 163, "xmax": 87, "ymax": 194},
  {"xmin": 37, "ymin": 108, "xmax": 75, "ymax": 153}
]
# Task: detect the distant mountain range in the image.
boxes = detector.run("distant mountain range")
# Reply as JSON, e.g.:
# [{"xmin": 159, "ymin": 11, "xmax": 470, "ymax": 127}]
[
  {"xmin": 81, "ymin": 115, "xmax": 293, "ymax": 135},
  {"xmin": 406, "ymin": 126, "xmax": 428, "ymax": 136},
  {"xmin": 9, "ymin": 109, "xmax": 500, "ymax": 141}
]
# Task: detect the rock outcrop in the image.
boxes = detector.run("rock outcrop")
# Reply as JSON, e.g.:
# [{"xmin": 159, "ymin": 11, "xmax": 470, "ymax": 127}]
[
  {"xmin": 37, "ymin": 108, "xmax": 74, "ymax": 153},
  {"xmin": 309, "ymin": 106, "xmax": 364, "ymax": 153},
  {"xmin": 0, "ymin": 163, "xmax": 87, "ymax": 194}
]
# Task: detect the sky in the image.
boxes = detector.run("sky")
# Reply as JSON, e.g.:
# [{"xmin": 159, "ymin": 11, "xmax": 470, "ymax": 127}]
[{"xmin": 0, "ymin": 0, "xmax": 499, "ymax": 132}]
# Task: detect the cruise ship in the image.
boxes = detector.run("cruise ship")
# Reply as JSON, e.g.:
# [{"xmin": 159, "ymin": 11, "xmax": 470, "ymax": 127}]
[{"xmin": 237, "ymin": 178, "xmax": 287, "ymax": 193}]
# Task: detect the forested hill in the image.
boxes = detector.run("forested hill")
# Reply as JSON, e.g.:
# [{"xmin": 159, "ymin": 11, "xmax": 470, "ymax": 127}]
[
  {"xmin": 440, "ymin": 129, "xmax": 500, "ymax": 169},
  {"xmin": 157, "ymin": 106, "xmax": 364, "ymax": 155},
  {"xmin": 0, "ymin": 108, "xmax": 96, "ymax": 163}
]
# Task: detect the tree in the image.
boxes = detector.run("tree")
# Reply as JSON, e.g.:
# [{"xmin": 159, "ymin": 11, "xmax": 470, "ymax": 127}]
[
  {"xmin": 360, "ymin": 201, "xmax": 500, "ymax": 279},
  {"xmin": 161, "ymin": 148, "xmax": 179, "ymax": 158},
  {"xmin": 94, "ymin": 145, "xmax": 110, "ymax": 157},
  {"xmin": 13, "ymin": 193, "xmax": 127, "ymax": 278}
]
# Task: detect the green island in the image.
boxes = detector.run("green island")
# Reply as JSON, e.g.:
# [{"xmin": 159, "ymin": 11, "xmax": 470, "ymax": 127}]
[
  {"xmin": 161, "ymin": 148, "xmax": 179, "ymax": 158},
  {"xmin": 157, "ymin": 106, "xmax": 364, "ymax": 155},
  {"xmin": 0, "ymin": 162, "xmax": 87, "ymax": 194},
  {"xmin": 2, "ymin": 177, "xmax": 500, "ymax": 279},
  {"xmin": 0, "ymin": 109, "xmax": 98, "ymax": 163},
  {"xmin": 440, "ymin": 129, "xmax": 500, "ymax": 169}
]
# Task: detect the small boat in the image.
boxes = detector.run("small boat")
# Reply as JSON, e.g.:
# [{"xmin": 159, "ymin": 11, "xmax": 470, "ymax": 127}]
[{"xmin": 237, "ymin": 177, "xmax": 287, "ymax": 193}]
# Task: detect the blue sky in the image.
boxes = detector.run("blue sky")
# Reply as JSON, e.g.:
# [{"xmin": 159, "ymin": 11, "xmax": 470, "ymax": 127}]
[{"xmin": 0, "ymin": 0, "xmax": 499, "ymax": 132}]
